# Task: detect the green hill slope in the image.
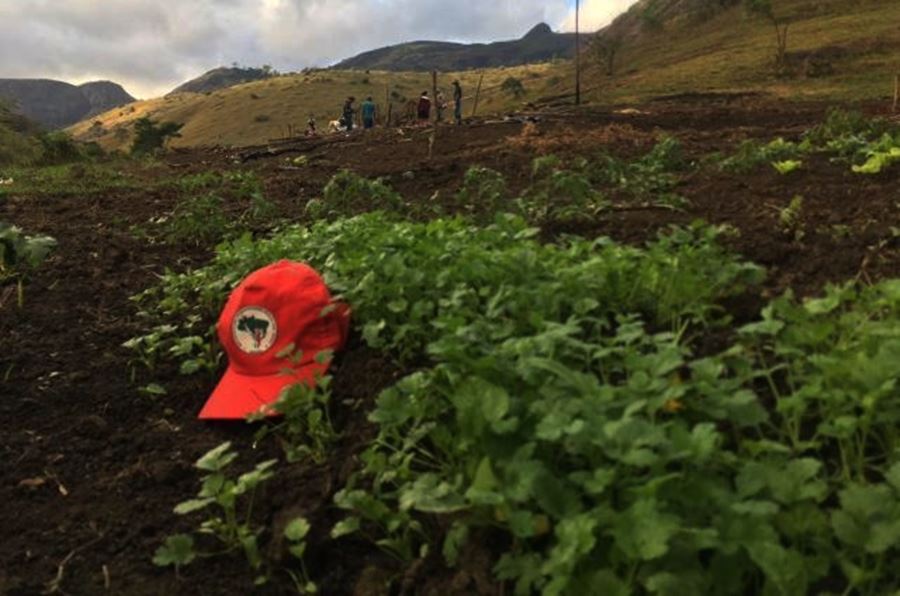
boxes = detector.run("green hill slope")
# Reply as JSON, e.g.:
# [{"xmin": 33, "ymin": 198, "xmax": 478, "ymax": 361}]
[
  {"xmin": 580, "ymin": 0, "xmax": 900, "ymax": 103},
  {"xmin": 67, "ymin": 0, "xmax": 900, "ymax": 150}
]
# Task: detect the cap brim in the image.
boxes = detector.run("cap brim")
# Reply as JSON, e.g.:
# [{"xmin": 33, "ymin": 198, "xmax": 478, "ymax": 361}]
[{"xmin": 198, "ymin": 362, "xmax": 328, "ymax": 420}]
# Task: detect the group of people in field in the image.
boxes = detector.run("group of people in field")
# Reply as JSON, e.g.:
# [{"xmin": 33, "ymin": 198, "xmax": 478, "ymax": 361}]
[{"xmin": 307, "ymin": 80, "xmax": 463, "ymax": 136}]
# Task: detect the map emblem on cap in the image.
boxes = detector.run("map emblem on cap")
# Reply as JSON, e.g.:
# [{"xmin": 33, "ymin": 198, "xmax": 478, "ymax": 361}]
[{"xmin": 232, "ymin": 306, "xmax": 278, "ymax": 354}]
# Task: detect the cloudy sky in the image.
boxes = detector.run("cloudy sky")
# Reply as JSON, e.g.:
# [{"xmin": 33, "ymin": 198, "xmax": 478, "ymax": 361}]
[{"xmin": 0, "ymin": 0, "xmax": 637, "ymax": 98}]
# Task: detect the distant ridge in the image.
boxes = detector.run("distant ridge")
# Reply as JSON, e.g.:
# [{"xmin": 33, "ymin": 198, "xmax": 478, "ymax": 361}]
[
  {"xmin": 0, "ymin": 79, "xmax": 134, "ymax": 129},
  {"xmin": 169, "ymin": 67, "xmax": 275, "ymax": 95},
  {"xmin": 333, "ymin": 23, "xmax": 578, "ymax": 71}
]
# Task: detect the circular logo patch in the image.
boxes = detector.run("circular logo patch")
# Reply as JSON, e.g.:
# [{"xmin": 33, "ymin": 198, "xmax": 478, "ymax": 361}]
[{"xmin": 232, "ymin": 307, "xmax": 278, "ymax": 354}]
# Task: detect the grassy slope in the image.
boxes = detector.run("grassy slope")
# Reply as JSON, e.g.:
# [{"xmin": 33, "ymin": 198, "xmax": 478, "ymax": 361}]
[
  {"xmin": 69, "ymin": 0, "xmax": 900, "ymax": 150},
  {"xmin": 583, "ymin": 0, "xmax": 900, "ymax": 104},
  {"xmin": 68, "ymin": 64, "xmax": 559, "ymax": 150}
]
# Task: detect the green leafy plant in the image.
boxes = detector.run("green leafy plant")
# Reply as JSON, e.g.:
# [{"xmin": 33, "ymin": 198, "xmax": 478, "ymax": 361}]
[
  {"xmin": 310, "ymin": 170, "xmax": 404, "ymax": 219},
  {"xmin": 777, "ymin": 195, "xmax": 804, "ymax": 241},
  {"xmin": 0, "ymin": 222, "xmax": 56, "ymax": 307},
  {"xmin": 772, "ymin": 159, "xmax": 802, "ymax": 174},
  {"xmin": 153, "ymin": 534, "xmax": 196, "ymax": 573},
  {"xmin": 453, "ymin": 166, "xmax": 508, "ymax": 221},
  {"xmin": 804, "ymin": 108, "xmax": 897, "ymax": 159},
  {"xmin": 518, "ymin": 160, "xmax": 607, "ymax": 224},
  {"xmin": 852, "ymin": 145, "xmax": 900, "ymax": 175},
  {"xmin": 164, "ymin": 192, "xmax": 230, "ymax": 245},
  {"xmin": 155, "ymin": 442, "xmax": 277, "ymax": 584},
  {"xmin": 252, "ymin": 375, "xmax": 338, "ymax": 464},
  {"xmin": 176, "ymin": 171, "xmax": 223, "ymax": 193},
  {"xmin": 589, "ymin": 136, "xmax": 689, "ymax": 208},
  {"xmin": 720, "ymin": 137, "xmax": 808, "ymax": 173},
  {"xmin": 283, "ymin": 518, "xmax": 318, "ymax": 594},
  {"xmin": 131, "ymin": 116, "xmax": 184, "ymax": 155}
]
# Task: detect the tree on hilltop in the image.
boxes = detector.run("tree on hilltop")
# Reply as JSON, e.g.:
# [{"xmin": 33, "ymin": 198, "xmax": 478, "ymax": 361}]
[{"xmin": 745, "ymin": 0, "xmax": 791, "ymax": 74}]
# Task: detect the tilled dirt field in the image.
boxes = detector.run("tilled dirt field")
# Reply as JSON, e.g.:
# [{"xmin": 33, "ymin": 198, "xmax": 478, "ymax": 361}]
[{"xmin": 1, "ymin": 95, "xmax": 898, "ymax": 595}]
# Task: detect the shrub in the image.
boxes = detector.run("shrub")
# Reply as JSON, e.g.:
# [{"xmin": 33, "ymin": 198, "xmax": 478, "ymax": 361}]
[
  {"xmin": 501, "ymin": 77, "xmax": 526, "ymax": 98},
  {"xmin": 131, "ymin": 116, "xmax": 184, "ymax": 155}
]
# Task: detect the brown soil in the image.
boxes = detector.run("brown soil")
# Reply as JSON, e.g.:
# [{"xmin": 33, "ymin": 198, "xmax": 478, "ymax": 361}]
[{"xmin": 1, "ymin": 95, "xmax": 898, "ymax": 595}]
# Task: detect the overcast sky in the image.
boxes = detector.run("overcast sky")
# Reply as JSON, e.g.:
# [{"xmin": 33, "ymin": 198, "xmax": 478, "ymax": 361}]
[{"xmin": 0, "ymin": 0, "xmax": 637, "ymax": 98}]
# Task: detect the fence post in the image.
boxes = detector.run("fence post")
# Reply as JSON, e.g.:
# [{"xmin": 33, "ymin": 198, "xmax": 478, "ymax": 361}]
[
  {"xmin": 471, "ymin": 73, "xmax": 484, "ymax": 118},
  {"xmin": 432, "ymin": 70, "xmax": 438, "ymax": 123},
  {"xmin": 893, "ymin": 74, "xmax": 899, "ymax": 114}
]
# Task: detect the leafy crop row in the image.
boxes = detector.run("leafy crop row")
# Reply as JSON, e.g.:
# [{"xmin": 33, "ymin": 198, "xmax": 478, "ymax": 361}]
[
  {"xmin": 134, "ymin": 135, "xmax": 900, "ymax": 593},
  {"xmin": 134, "ymin": 212, "xmax": 760, "ymax": 368},
  {"xmin": 148, "ymin": 205, "xmax": 900, "ymax": 593},
  {"xmin": 718, "ymin": 109, "xmax": 900, "ymax": 175}
]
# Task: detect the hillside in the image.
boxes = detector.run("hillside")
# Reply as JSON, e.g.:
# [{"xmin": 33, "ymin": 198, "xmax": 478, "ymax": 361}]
[
  {"xmin": 79, "ymin": 81, "xmax": 136, "ymax": 116},
  {"xmin": 0, "ymin": 79, "xmax": 134, "ymax": 129},
  {"xmin": 583, "ymin": 0, "xmax": 900, "ymax": 103},
  {"xmin": 69, "ymin": 64, "xmax": 557, "ymax": 150},
  {"xmin": 169, "ymin": 66, "xmax": 275, "ymax": 95},
  {"xmin": 68, "ymin": 0, "xmax": 900, "ymax": 150},
  {"xmin": 334, "ymin": 23, "xmax": 576, "ymax": 71}
]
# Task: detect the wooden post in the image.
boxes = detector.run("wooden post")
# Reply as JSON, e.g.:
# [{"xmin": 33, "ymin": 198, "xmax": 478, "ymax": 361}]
[
  {"xmin": 432, "ymin": 70, "xmax": 438, "ymax": 123},
  {"xmin": 384, "ymin": 79, "xmax": 390, "ymax": 126},
  {"xmin": 893, "ymin": 74, "xmax": 899, "ymax": 114},
  {"xmin": 471, "ymin": 73, "xmax": 484, "ymax": 118},
  {"xmin": 575, "ymin": 0, "xmax": 581, "ymax": 106}
]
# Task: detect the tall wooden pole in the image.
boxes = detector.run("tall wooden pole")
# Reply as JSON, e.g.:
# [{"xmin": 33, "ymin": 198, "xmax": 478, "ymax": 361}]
[
  {"xmin": 575, "ymin": 0, "xmax": 581, "ymax": 106},
  {"xmin": 384, "ymin": 79, "xmax": 390, "ymax": 126},
  {"xmin": 894, "ymin": 74, "xmax": 899, "ymax": 114},
  {"xmin": 432, "ymin": 70, "xmax": 438, "ymax": 123},
  {"xmin": 471, "ymin": 73, "xmax": 484, "ymax": 117}
]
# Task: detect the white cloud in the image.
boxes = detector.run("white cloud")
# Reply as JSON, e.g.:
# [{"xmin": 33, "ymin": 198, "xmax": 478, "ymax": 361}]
[
  {"xmin": 0, "ymin": 0, "xmax": 635, "ymax": 98},
  {"xmin": 560, "ymin": 0, "xmax": 640, "ymax": 33}
]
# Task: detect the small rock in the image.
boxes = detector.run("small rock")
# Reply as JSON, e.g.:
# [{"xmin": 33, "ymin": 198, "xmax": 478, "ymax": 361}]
[{"xmin": 76, "ymin": 415, "xmax": 109, "ymax": 437}]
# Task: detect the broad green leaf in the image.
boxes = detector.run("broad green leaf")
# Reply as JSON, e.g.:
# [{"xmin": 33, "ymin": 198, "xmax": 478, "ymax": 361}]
[
  {"xmin": 152, "ymin": 534, "xmax": 196, "ymax": 567},
  {"xmin": 195, "ymin": 442, "xmax": 236, "ymax": 471},
  {"xmin": 173, "ymin": 498, "xmax": 215, "ymax": 515},
  {"xmin": 330, "ymin": 517, "xmax": 360, "ymax": 539},
  {"xmin": 886, "ymin": 463, "xmax": 900, "ymax": 493},
  {"xmin": 402, "ymin": 473, "xmax": 467, "ymax": 512},
  {"xmin": 570, "ymin": 570, "xmax": 631, "ymax": 596},
  {"xmin": 284, "ymin": 517, "xmax": 311, "ymax": 542},
  {"xmin": 613, "ymin": 499, "xmax": 679, "ymax": 561},
  {"xmin": 746, "ymin": 541, "xmax": 808, "ymax": 596},
  {"xmin": 442, "ymin": 521, "xmax": 469, "ymax": 566}
]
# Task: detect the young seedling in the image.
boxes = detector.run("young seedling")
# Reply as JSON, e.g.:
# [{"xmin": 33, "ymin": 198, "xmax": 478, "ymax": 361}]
[
  {"xmin": 283, "ymin": 517, "xmax": 318, "ymax": 594},
  {"xmin": 0, "ymin": 222, "xmax": 56, "ymax": 308},
  {"xmin": 777, "ymin": 195, "xmax": 805, "ymax": 242},
  {"xmin": 154, "ymin": 442, "xmax": 278, "ymax": 585}
]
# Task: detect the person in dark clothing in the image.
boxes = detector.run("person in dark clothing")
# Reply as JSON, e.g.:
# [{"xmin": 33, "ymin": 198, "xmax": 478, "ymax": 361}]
[
  {"xmin": 342, "ymin": 97, "xmax": 356, "ymax": 132},
  {"xmin": 452, "ymin": 81, "xmax": 463, "ymax": 125},
  {"xmin": 361, "ymin": 97, "xmax": 376, "ymax": 129},
  {"xmin": 417, "ymin": 91, "xmax": 431, "ymax": 123}
]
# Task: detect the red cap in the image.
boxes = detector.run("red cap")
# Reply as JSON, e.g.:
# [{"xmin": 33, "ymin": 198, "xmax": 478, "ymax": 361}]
[{"xmin": 198, "ymin": 260, "xmax": 350, "ymax": 420}]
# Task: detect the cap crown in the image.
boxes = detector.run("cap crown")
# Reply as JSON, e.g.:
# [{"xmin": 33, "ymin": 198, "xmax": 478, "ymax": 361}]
[{"xmin": 217, "ymin": 260, "xmax": 341, "ymax": 376}]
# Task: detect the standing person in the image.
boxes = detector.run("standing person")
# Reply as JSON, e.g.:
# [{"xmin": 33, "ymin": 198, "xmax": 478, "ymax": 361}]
[
  {"xmin": 361, "ymin": 96, "xmax": 376, "ymax": 130},
  {"xmin": 342, "ymin": 96, "xmax": 356, "ymax": 132},
  {"xmin": 417, "ymin": 91, "xmax": 431, "ymax": 123},
  {"xmin": 436, "ymin": 90, "xmax": 446, "ymax": 122},
  {"xmin": 452, "ymin": 80, "xmax": 463, "ymax": 125}
]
